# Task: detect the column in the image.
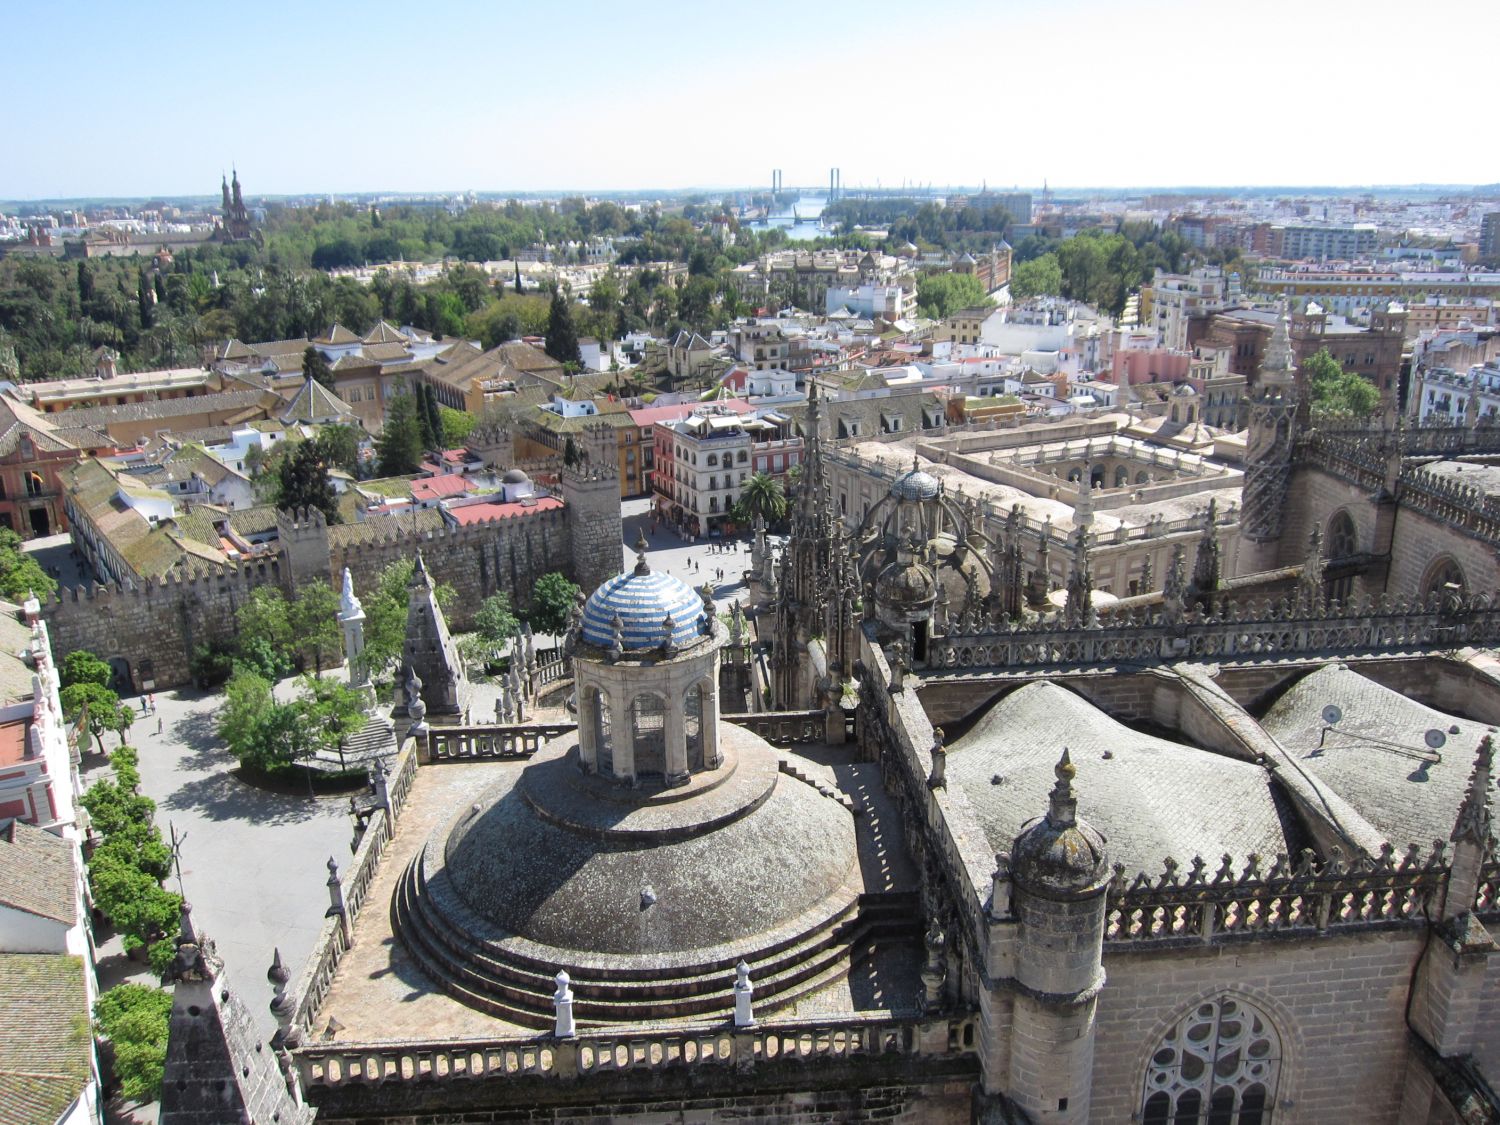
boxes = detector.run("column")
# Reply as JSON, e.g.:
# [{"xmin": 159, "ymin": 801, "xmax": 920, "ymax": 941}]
[
  {"xmin": 701, "ymin": 677, "xmax": 721, "ymax": 768},
  {"xmin": 610, "ymin": 688, "xmax": 634, "ymax": 783},
  {"xmin": 664, "ymin": 691, "xmax": 688, "ymax": 785},
  {"xmin": 577, "ymin": 683, "xmax": 597, "ymax": 772}
]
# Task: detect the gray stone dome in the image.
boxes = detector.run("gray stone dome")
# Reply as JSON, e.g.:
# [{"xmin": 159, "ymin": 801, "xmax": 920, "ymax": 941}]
[
  {"xmin": 393, "ymin": 727, "xmax": 864, "ymax": 1026},
  {"xmin": 876, "ymin": 556, "xmax": 937, "ymax": 610},
  {"xmin": 501, "ymin": 467, "xmax": 531, "ymax": 483},
  {"xmin": 1011, "ymin": 752, "xmax": 1109, "ymax": 898}
]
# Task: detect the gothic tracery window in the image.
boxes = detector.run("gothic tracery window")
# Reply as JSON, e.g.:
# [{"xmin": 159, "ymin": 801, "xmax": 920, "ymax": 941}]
[
  {"xmin": 1141, "ymin": 995, "xmax": 1280, "ymax": 1125},
  {"xmin": 1423, "ymin": 556, "xmax": 1466, "ymax": 598}
]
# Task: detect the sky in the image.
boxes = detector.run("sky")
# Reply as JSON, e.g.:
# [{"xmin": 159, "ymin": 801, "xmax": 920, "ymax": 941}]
[{"xmin": 4, "ymin": 0, "xmax": 1495, "ymax": 200}]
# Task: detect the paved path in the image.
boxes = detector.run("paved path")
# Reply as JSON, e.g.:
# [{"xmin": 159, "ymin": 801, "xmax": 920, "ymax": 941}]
[{"xmin": 80, "ymin": 683, "xmax": 352, "ymax": 1040}]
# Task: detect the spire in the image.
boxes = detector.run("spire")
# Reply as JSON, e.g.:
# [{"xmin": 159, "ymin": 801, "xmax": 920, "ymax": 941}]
[
  {"xmin": 1047, "ymin": 749, "xmax": 1077, "ymax": 828},
  {"xmin": 410, "ymin": 550, "xmax": 432, "ymax": 589},
  {"xmin": 1452, "ymin": 735, "xmax": 1495, "ymax": 847},
  {"xmin": 633, "ymin": 528, "xmax": 651, "ymax": 576},
  {"xmin": 1260, "ymin": 299, "xmax": 1296, "ymax": 387}
]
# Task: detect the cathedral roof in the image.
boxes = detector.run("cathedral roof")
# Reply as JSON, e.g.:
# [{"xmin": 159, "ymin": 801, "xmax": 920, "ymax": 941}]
[
  {"xmin": 948, "ymin": 682, "xmax": 1301, "ymax": 878},
  {"xmin": 581, "ymin": 568, "xmax": 707, "ymax": 651},
  {"xmin": 1259, "ymin": 664, "xmax": 1482, "ymax": 851}
]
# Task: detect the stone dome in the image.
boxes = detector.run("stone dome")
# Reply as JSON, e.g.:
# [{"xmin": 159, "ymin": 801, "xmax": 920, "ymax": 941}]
[
  {"xmin": 891, "ymin": 467, "xmax": 940, "ymax": 502},
  {"xmin": 1011, "ymin": 752, "xmax": 1109, "ymax": 898},
  {"xmin": 581, "ymin": 567, "xmax": 707, "ymax": 651},
  {"xmin": 876, "ymin": 555, "xmax": 937, "ymax": 610},
  {"xmin": 501, "ymin": 467, "xmax": 531, "ymax": 484}
]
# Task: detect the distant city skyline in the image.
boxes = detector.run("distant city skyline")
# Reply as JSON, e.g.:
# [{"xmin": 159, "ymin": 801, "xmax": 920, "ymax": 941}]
[{"xmin": 4, "ymin": 0, "xmax": 1494, "ymax": 201}]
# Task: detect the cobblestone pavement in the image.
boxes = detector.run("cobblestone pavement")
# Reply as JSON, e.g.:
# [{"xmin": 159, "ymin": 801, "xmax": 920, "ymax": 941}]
[{"xmin": 619, "ymin": 497, "xmax": 762, "ymax": 616}]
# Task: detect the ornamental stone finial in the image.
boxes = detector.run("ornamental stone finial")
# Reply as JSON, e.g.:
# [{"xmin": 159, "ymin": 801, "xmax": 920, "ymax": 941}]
[
  {"xmin": 633, "ymin": 529, "xmax": 651, "ymax": 576},
  {"xmin": 733, "ymin": 960, "xmax": 755, "ymax": 1028},
  {"xmin": 1048, "ymin": 749, "xmax": 1077, "ymax": 828}
]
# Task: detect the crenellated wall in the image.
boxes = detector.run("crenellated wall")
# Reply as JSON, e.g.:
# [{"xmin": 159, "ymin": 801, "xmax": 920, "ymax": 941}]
[{"xmin": 44, "ymin": 466, "xmax": 624, "ymax": 688}]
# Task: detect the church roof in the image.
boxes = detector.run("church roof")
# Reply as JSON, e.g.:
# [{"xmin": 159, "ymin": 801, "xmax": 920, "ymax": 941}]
[
  {"xmin": 1259, "ymin": 664, "xmax": 1480, "ymax": 850},
  {"xmin": 0, "ymin": 822, "xmax": 76, "ymax": 925},
  {"xmin": 279, "ymin": 376, "xmax": 356, "ymax": 424},
  {"xmin": 948, "ymin": 682, "xmax": 1301, "ymax": 877},
  {"xmin": 581, "ymin": 568, "xmax": 707, "ymax": 651},
  {"xmin": 0, "ymin": 953, "xmax": 91, "ymax": 1125}
]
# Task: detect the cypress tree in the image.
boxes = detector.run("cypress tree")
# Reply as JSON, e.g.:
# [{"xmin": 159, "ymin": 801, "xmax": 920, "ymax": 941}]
[
  {"xmin": 302, "ymin": 346, "xmax": 334, "ymax": 390},
  {"xmin": 136, "ymin": 271, "xmax": 153, "ymax": 329},
  {"xmin": 514, "ymin": 262, "xmax": 523, "ymax": 295},
  {"xmin": 77, "ymin": 261, "xmax": 94, "ymax": 305},
  {"xmin": 545, "ymin": 288, "xmax": 581, "ymax": 365},
  {"xmin": 376, "ymin": 394, "xmax": 424, "ymax": 476}
]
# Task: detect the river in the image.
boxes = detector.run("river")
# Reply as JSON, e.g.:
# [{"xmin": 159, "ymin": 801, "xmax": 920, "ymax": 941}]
[{"xmin": 744, "ymin": 194, "xmax": 831, "ymax": 242}]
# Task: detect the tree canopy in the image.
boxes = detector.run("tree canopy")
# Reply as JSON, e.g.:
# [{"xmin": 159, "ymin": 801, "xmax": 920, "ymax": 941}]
[
  {"xmin": 377, "ymin": 393, "xmax": 424, "ymax": 476},
  {"xmin": 527, "ymin": 572, "xmax": 580, "ymax": 636},
  {"xmin": 95, "ymin": 983, "xmax": 173, "ymax": 1103},
  {"xmin": 545, "ymin": 287, "xmax": 582, "ymax": 365},
  {"xmin": 276, "ymin": 440, "xmax": 340, "ymax": 523},
  {"xmin": 916, "ymin": 273, "xmax": 991, "ymax": 320},
  {"xmin": 1305, "ymin": 348, "xmax": 1380, "ymax": 418}
]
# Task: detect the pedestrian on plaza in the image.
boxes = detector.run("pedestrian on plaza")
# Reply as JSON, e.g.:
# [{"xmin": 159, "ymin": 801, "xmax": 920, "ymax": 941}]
[
  {"xmin": 148, "ymin": 693, "xmax": 156, "ymax": 713},
  {"xmin": 157, "ymin": 716, "xmax": 163, "ymax": 736}
]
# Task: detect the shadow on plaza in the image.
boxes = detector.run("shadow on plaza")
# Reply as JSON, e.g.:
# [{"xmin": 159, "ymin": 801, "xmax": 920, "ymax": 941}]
[{"xmin": 156, "ymin": 706, "xmax": 328, "ymax": 826}]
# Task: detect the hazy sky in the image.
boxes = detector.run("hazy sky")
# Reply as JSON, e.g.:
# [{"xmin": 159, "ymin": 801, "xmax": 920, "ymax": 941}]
[{"xmin": 4, "ymin": 0, "xmax": 1494, "ymax": 200}]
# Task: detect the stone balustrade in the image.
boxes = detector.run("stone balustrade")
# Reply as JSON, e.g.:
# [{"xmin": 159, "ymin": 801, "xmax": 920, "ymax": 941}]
[
  {"xmin": 724, "ymin": 710, "xmax": 827, "ymax": 744},
  {"xmin": 295, "ymin": 1012, "xmax": 975, "ymax": 1089},
  {"xmin": 923, "ymin": 590, "xmax": 1500, "ymax": 672},
  {"xmin": 423, "ymin": 722, "xmax": 576, "ymax": 763},
  {"xmin": 1104, "ymin": 846, "xmax": 1448, "ymax": 947}
]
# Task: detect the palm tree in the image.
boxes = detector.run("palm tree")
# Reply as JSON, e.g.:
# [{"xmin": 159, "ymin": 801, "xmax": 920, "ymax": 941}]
[{"xmin": 741, "ymin": 472, "xmax": 787, "ymax": 526}]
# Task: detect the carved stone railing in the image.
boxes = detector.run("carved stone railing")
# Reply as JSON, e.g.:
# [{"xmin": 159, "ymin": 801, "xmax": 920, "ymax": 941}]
[
  {"xmin": 387, "ymin": 740, "xmax": 417, "ymax": 819},
  {"xmin": 1105, "ymin": 846, "xmax": 1448, "ymax": 947},
  {"xmin": 1318, "ymin": 420, "xmax": 1500, "ymax": 459},
  {"xmin": 1299, "ymin": 432, "xmax": 1389, "ymax": 492},
  {"xmin": 295, "ymin": 1012, "xmax": 976, "ymax": 1089},
  {"xmin": 725, "ymin": 710, "xmax": 826, "ymax": 744},
  {"xmin": 423, "ymin": 722, "xmax": 576, "ymax": 763},
  {"xmin": 1472, "ymin": 855, "xmax": 1500, "ymax": 915},
  {"xmin": 1400, "ymin": 466, "xmax": 1500, "ymax": 549},
  {"xmin": 534, "ymin": 649, "xmax": 567, "ymax": 686},
  {"xmin": 923, "ymin": 591, "xmax": 1500, "ymax": 672}
]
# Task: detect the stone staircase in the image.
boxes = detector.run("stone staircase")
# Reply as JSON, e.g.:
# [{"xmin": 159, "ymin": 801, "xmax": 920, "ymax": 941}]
[{"xmin": 391, "ymin": 850, "xmax": 918, "ymax": 1029}]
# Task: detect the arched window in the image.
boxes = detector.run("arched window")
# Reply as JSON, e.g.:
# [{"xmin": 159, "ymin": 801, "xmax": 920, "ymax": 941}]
[
  {"xmin": 738, "ymin": 450, "xmax": 748, "ymax": 463},
  {"xmin": 630, "ymin": 693, "xmax": 666, "ymax": 779},
  {"xmin": 1090, "ymin": 464, "xmax": 1106, "ymax": 489},
  {"xmin": 684, "ymin": 683, "xmax": 703, "ymax": 770},
  {"xmin": 1142, "ymin": 995, "xmax": 1280, "ymax": 1125},
  {"xmin": 589, "ymin": 686, "xmax": 612, "ymax": 774},
  {"xmin": 706, "ymin": 453, "xmax": 718, "ymax": 467},
  {"xmin": 1114, "ymin": 467, "xmax": 1129, "ymax": 488},
  {"xmin": 1326, "ymin": 511, "xmax": 1357, "ymax": 560},
  {"xmin": 1136, "ymin": 471, "xmax": 1151, "ymax": 485},
  {"xmin": 1423, "ymin": 556, "xmax": 1466, "ymax": 598}
]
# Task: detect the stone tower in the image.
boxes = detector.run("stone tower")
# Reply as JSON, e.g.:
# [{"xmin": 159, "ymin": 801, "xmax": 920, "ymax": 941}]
[
  {"xmin": 560, "ymin": 461, "xmax": 622, "ymax": 597},
  {"xmin": 1240, "ymin": 305, "xmax": 1299, "ymax": 570},
  {"xmin": 276, "ymin": 506, "xmax": 331, "ymax": 591},
  {"xmin": 997, "ymin": 751, "xmax": 1110, "ymax": 1124}
]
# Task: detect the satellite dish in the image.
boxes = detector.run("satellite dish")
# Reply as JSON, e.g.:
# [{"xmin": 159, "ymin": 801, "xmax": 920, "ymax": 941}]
[
  {"xmin": 1425, "ymin": 729, "xmax": 1447, "ymax": 750},
  {"xmin": 1321, "ymin": 704, "xmax": 1343, "ymax": 726}
]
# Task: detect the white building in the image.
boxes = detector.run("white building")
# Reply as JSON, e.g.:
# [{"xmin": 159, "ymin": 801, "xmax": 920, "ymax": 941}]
[
  {"xmin": 1148, "ymin": 267, "xmax": 1225, "ymax": 350},
  {"xmin": 1411, "ymin": 361, "xmax": 1500, "ymax": 424}
]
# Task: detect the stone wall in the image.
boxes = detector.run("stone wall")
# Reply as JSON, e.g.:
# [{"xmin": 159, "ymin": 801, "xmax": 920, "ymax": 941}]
[
  {"xmin": 41, "ymin": 560, "xmax": 283, "ymax": 690},
  {"xmin": 44, "ymin": 466, "xmax": 625, "ymax": 688},
  {"xmin": 310, "ymin": 1075, "xmax": 976, "ymax": 1124},
  {"xmin": 1089, "ymin": 930, "xmax": 1423, "ymax": 1123}
]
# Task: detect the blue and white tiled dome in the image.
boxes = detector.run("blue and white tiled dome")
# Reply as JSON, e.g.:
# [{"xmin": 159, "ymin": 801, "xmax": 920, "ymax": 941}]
[
  {"xmin": 582, "ymin": 568, "xmax": 708, "ymax": 651},
  {"xmin": 891, "ymin": 467, "xmax": 940, "ymax": 502}
]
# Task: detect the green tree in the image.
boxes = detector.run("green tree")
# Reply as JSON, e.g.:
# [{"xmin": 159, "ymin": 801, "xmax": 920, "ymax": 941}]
[
  {"xmin": 1010, "ymin": 253, "xmax": 1062, "ymax": 300},
  {"xmin": 314, "ymin": 423, "xmax": 360, "ymax": 475},
  {"xmin": 289, "ymin": 581, "xmax": 343, "ymax": 675},
  {"xmin": 474, "ymin": 592, "xmax": 519, "ymax": 647},
  {"xmin": 527, "ymin": 572, "xmax": 580, "ymax": 635},
  {"xmin": 302, "ymin": 345, "xmax": 334, "ymax": 389},
  {"xmin": 298, "ymin": 675, "xmax": 368, "ymax": 767},
  {"xmin": 95, "ymin": 984, "xmax": 172, "ymax": 1103},
  {"xmin": 276, "ymin": 440, "xmax": 340, "ymax": 524},
  {"xmin": 439, "ymin": 406, "xmax": 476, "ymax": 447},
  {"xmin": 216, "ymin": 670, "xmax": 276, "ymax": 765},
  {"xmin": 740, "ymin": 472, "xmax": 788, "ymax": 525},
  {"xmin": 0, "ymin": 529, "xmax": 57, "ymax": 600},
  {"xmin": 235, "ymin": 587, "xmax": 293, "ymax": 665},
  {"xmin": 60, "ymin": 650, "xmax": 112, "ymax": 690},
  {"xmin": 916, "ymin": 273, "xmax": 991, "ymax": 320},
  {"xmin": 1305, "ymin": 348, "xmax": 1379, "ymax": 418},
  {"xmin": 417, "ymin": 383, "xmax": 443, "ymax": 449},
  {"xmin": 545, "ymin": 288, "xmax": 581, "ymax": 365},
  {"xmin": 60, "ymin": 680, "xmax": 125, "ymax": 754},
  {"xmin": 376, "ymin": 392, "xmax": 424, "ymax": 476}
]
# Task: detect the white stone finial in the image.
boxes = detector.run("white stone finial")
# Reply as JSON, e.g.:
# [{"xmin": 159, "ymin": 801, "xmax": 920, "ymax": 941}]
[
  {"xmin": 553, "ymin": 970, "xmax": 576, "ymax": 1039},
  {"xmin": 733, "ymin": 960, "xmax": 755, "ymax": 1028}
]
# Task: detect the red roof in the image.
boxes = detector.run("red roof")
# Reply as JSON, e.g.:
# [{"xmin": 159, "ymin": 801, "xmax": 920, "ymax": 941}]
[
  {"xmin": 0, "ymin": 719, "xmax": 27, "ymax": 767},
  {"xmin": 446, "ymin": 495, "xmax": 564, "ymax": 525},
  {"xmin": 410, "ymin": 475, "xmax": 470, "ymax": 502},
  {"xmin": 626, "ymin": 398, "xmax": 754, "ymax": 428}
]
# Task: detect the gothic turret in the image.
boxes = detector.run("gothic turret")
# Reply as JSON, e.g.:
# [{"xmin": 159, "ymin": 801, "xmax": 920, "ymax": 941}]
[
  {"xmin": 398, "ymin": 551, "xmax": 468, "ymax": 720},
  {"xmin": 1006, "ymin": 751, "xmax": 1110, "ymax": 1123},
  {"xmin": 1241, "ymin": 303, "xmax": 1300, "ymax": 564}
]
